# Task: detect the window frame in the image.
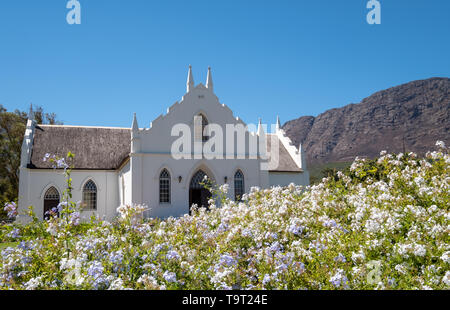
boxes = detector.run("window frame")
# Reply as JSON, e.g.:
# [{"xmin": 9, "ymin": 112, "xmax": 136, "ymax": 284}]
[
  {"xmin": 234, "ymin": 170, "xmax": 245, "ymax": 201},
  {"xmin": 159, "ymin": 169, "xmax": 171, "ymax": 204},
  {"xmin": 82, "ymin": 179, "xmax": 97, "ymax": 210}
]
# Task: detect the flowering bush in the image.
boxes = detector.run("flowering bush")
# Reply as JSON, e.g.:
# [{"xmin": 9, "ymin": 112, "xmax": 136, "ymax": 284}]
[
  {"xmin": 3, "ymin": 202, "xmax": 17, "ymax": 219},
  {"xmin": 0, "ymin": 143, "xmax": 449, "ymax": 290}
]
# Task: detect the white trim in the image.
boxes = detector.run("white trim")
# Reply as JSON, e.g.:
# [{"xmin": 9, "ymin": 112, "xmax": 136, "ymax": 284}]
[
  {"xmin": 184, "ymin": 162, "xmax": 217, "ymax": 189},
  {"xmin": 153, "ymin": 165, "xmax": 174, "ymax": 181},
  {"xmin": 79, "ymin": 176, "xmax": 101, "ymax": 192},
  {"xmin": 39, "ymin": 183, "xmax": 62, "ymax": 199},
  {"xmin": 273, "ymin": 131, "xmax": 303, "ymax": 169}
]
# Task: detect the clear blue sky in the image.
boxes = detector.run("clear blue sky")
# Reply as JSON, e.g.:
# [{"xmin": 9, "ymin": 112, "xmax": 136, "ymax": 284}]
[{"xmin": 0, "ymin": 0, "xmax": 448, "ymax": 128}]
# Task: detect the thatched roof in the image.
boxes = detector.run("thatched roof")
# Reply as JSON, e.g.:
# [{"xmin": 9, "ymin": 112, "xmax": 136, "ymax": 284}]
[
  {"xmin": 30, "ymin": 125, "xmax": 131, "ymax": 170},
  {"xmin": 267, "ymin": 134, "xmax": 302, "ymax": 172}
]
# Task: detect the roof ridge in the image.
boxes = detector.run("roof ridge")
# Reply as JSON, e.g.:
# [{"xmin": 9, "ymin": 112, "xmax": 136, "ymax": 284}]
[{"xmin": 38, "ymin": 124, "xmax": 131, "ymax": 130}]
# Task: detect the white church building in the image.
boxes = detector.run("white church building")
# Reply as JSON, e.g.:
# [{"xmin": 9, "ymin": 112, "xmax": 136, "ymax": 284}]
[{"xmin": 17, "ymin": 66, "xmax": 309, "ymax": 221}]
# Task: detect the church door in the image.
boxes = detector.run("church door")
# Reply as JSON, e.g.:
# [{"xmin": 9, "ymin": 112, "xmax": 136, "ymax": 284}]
[{"xmin": 189, "ymin": 170, "xmax": 212, "ymax": 214}]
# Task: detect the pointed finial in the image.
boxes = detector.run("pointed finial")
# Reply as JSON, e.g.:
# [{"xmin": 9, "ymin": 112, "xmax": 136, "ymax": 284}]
[
  {"xmin": 257, "ymin": 118, "xmax": 265, "ymax": 136},
  {"xmin": 187, "ymin": 65, "xmax": 194, "ymax": 93},
  {"xmin": 132, "ymin": 113, "xmax": 139, "ymax": 132},
  {"xmin": 28, "ymin": 103, "xmax": 34, "ymax": 121},
  {"xmin": 206, "ymin": 66, "xmax": 213, "ymax": 91},
  {"xmin": 276, "ymin": 115, "xmax": 281, "ymax": 131}
]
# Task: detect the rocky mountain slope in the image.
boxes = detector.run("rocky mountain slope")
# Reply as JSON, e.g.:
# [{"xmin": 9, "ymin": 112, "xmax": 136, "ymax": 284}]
[{"xmin": 283, "ymin": 77, "xmax": 449, "ymax": 165}]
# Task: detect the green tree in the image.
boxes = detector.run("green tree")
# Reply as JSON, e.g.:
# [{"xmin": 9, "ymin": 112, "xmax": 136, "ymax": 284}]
[{"xmin": 0, "ymin": 105, "xmax": 61, "ymax": 218}]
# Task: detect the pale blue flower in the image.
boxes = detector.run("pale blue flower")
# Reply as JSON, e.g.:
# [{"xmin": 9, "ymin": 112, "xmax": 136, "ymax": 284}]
[
  {"xmin": 163, "ymin": 271, "xmax": 177, "ymax": 283},
  {"xmin": 218, "ymin": 254, "xmax": 237, "ymax": 267},
  {"xmin": 166, "ymin": 250, "xmax": 180, "ymax": 261}
]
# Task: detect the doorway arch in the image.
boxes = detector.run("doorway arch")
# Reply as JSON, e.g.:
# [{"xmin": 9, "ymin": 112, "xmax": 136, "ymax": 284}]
[{"xmin": 189, "ymin": 169, "xmax": 212, "ymax": 214}]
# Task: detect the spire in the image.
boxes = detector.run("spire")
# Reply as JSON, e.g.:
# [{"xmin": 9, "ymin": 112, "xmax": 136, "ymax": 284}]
[
  {"xmin": 132, "ymin": 113, "xmax": 139, "ymax": 132},
  {"xmin": 206, "ymin": 67, "xmax": 213, "ymax": 91},
  {"xmin": 187, "ymin": 65, "xmax": 194, "ymax": 93},
  {"xmin": 257, "ymin": 118, "xmax": 265, "ymax": 136},
  {"xmin": 131, "ymin": 113, "xmax": 141, "ymax": 153},
  {"xmin": 276, "ymin": 115, "xmax": 281, "ymax": 132},
  {"xmin": 28, "ymin": 103, "xmax": 34, "ymax": 121},
  {"xmin": 298, "ymin": 143, "xmax": 307, "ymax": 170}
]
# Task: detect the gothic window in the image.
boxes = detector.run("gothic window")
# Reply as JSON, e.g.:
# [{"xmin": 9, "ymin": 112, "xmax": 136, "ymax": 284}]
[
  {"xmin": 194, "ymin": 114, "xmax": 209, "ymax": 142},
  {"xmin": 234, "ymin": 170, "xmax": 244, "ymax": 201},
  {"xmin": 159, "ymin": 169, "xmax": 171, "ymax": 203},
  {"xmin": 82, "ymin": 180, "xmax": 97, "ymax": 210},
  {"xmin": 43, "ymin": 186, "xmax": 60, "ymax": 220}
]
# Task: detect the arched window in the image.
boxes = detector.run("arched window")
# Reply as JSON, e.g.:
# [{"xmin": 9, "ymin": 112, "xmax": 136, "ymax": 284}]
[
  {"xmin": 43, "ymin": 186, "xmax": 60, "ymax": 220},
  {"xmin": 159, "ymin": 169, "xmax": 171, "ymax": 203},
  {"xmin": 194, "ymin": 114, "xmax": 209, "ymax": 142},
  {"xmin": 82, "ymin": 180, "xmax": 97, "ymax": 210},
  {"xmin": 234, "ymin": 170, "xmax": 244, "ymax": 201}
]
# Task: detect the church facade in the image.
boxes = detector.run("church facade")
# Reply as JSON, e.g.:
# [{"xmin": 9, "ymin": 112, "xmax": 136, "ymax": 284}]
[{"xmin": 17, "ymin": 67, "xmax": 309, "ymax": 222}]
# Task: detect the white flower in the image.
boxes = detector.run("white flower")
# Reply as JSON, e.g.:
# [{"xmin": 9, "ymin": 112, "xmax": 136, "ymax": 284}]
[
  {"xmin": 442, "ymin": 271, "xmax": 450, "ymax": 286},
  {"xmin": 24, "ymin": 276, "xmax": 43, "ymax": 290},
  {"xmin": 329, "ymin": 269, "xmax": 349, "ymax": 289},
  {"xmin": 351, "ymin": 251, "xmax": 365, "ymax": 263},
  {"xmin": 394, "ymin": 264, "xmax": 407, "ymax": 274},
  {"xmin": 219, "ymin": 184, "xmax": 229, "ymax": 194},
  {"xmin": 435, "ymin": 141, "xmax": 446, "ymax": 149},
  {"xmin": 413, "ymin": 244, "xmax": 426, "ymax": 257},
  {"xmin": 108, "ymin": 278, "xmax": 126, "ymax": 290},
  {"xmin": 440, "ymin": 251, "xmax": 450, "ymax": 264}
]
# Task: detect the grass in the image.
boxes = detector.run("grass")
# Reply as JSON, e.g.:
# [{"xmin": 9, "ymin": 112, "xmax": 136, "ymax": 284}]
[{"xmin": 0, "ymin": 242, "xmax": 18, "ymax": 250}]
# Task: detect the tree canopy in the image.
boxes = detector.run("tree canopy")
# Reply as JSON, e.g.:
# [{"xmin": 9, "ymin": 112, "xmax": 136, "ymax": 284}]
[{"xmin": 0, "ymin": 105, "xmax": 61, "ymax": 218}]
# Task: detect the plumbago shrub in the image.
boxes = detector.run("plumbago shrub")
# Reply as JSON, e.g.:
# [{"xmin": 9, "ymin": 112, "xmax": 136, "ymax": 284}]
[{"xmin": 0, "ymin": 142, "xmax": 449, "ymax": 290}]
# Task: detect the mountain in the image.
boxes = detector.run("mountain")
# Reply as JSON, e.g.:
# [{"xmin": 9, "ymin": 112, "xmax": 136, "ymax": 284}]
[{"xmin": 282, "ymin": 77, "xmax": 450, "ymax": 165}]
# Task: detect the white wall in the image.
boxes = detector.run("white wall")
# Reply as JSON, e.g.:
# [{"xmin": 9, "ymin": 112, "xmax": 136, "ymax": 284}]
[
  {"xmin": 268, "ymin": 171, "xmax": 310, "ymax": 188},
  {"xmin": 129, "ymin": 83, "xmax": 271, "ymax": 218},
  {"xmin": 17, "ymin": 168, "xmax": 120, "ymax": 222},
  {"xmin": 136, "ymin": 155, "xmax": 263, "ymax": 218},
  {"xmin": 118, "ymin": 160, "xmax": 132, "ymax": 206}
]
